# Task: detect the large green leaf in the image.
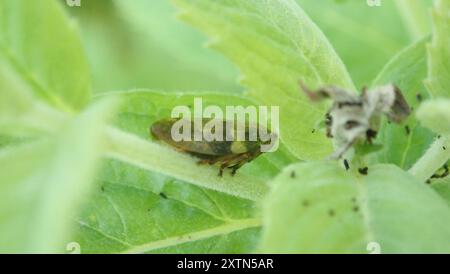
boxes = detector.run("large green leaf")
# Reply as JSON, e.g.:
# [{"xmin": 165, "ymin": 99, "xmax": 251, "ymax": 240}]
[
  {"xmin": 66, "ymin": 0, "xmax": 240, "ymax": 94},
  {"xmin": 296, "ymin": 0, "xmax": 429, "ymax": 87},
  {"xmin": 0, "ymin": 56, "xmax": 67, "ymax": 138},
  {"xmin": 0, "ymin": 0, "xmax": 90, "ymax": 111},
  {"xmin": 410, "ymin": 0, "xmax": 450, "ymax": 182},
  {"xmin": 172, "ymin": 0, "xmax": 355, "ymax": 160},
  {"xmin": 394, "ymin": 0, "xmax": 432, "ymax": 41},
  {"xmin": 73, "ymin": 90, "xmax": 297, "ymax": 253},
  {"xmin": 0, "ymin": 99, "xmax": 117, "ymax": 253},
  {"xmin": 426, "ymin": 0, "xmax": 450, "ymax": 98},
  {"xmin": 370, "ymin": 38, "xmax": 434, "ymax": 169},
  {"xmin": 261, "ymin": 162, "xmax": 450, "ymax": 253},
  {"xmin": 74, "ymin": 160, "xmax": 261, "ymax": 254}
]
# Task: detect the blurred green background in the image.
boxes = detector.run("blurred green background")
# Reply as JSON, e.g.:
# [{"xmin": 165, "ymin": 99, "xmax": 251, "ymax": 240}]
[
  {"xmin": 0, "ymin": 0, "xmax": 437, "ymax": 254},
  {"xmin": 65, "ymin": 0, "xmax": 432, "ymax": 94}
]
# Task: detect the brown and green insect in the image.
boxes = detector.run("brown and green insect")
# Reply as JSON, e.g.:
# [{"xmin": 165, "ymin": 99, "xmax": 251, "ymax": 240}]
[{"xmin": 151, "ymin": 118, "xmax": 271, "ymax": 176}]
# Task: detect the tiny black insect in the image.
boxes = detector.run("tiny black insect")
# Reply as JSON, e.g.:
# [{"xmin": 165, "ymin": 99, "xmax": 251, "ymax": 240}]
[
  {"xmin": 159, "ymin": 193, "xmax": 168, "ymax": 199},
  {"xmin": 443, "ymin": 146, "xmax": 447, "ymax": 150},
  {"xmin": 311, "ymin": 129, "xmax": 316, "ymax": 134},
  {"xmin": 290, "ymin": 171, "xmax": 296, "ymax": 178},
  {"xmin": 405, "ymin": 125, "xmax": 411, "ymax": 135},
  {"xmin": 365, "ymin": 129, "xmax": 378, "ymax": 144},
  {"xmin": 358, "ymin": 167, "xmax": 369, "ymax": 175},
  {"xmin": 416, "ymin": 93, "xmax": 423, "ymax": 102},
  {"xmin": 343, "ymin": 159, "xmax": 350, "ymax": 171}
]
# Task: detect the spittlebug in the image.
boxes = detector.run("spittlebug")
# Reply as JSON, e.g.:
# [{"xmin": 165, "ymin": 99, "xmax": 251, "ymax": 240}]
[{"xmin": 151, "ymin": 118, "xmax": 274, "ymax": 176}]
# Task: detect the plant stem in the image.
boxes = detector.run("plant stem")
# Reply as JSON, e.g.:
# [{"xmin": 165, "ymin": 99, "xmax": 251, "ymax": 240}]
[
  {"xmin": 409, "ymin": 136, "xmax": 450, "ymax": 182},
  {"xmin": 104, "ymin": 127, "xmax": 269, "ymax": 201}
]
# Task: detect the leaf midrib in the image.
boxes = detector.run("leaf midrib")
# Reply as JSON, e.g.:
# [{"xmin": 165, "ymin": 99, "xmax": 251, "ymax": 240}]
[{"xmin": 121, "ymin": 218, "xmax": 261, "ymax": 254}]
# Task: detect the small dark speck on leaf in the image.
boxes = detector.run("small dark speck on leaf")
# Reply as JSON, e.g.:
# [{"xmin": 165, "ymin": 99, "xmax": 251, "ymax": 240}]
[
  {"xmin": 438, "ymin": 135, "xmax": 442, "ymax": 139},
  {"xmin": 443, "ymin": 146, "xmax": 447, "ymax": 150},
  {"xmin": 302, "ymin": 200, "xmax": 309, "ymax": 207},
  {"xmin": 100, "ymin": 186, "xmax": 105, "ymax": 192},
  {"xmin": 358, "ymin": 167, "xmax": 369, "ymax": 175},
  {"xmin": 291, "ymin": 171, "xmax": 296, "ymax": 178},
  {"xmin": 405, "ymin": 125, "xmax": 410, "ymax": 135},
  {"xmin": 344, "ymin": 159, "xmax": 350, "ymax": 171},
  {"xmin": 328, "ymin": 209, "xmax": 335, "ymax": 217},
  {"xmin": 416, "ymin": 93, "xmax": 423, "ymax": 102},
  {"xmin": 159, "ymin": 193, "xmax": 168, "ymax": 199},
  {"xmin": 311, "ymin": 129, "xmax": 316, "ymax": 134},
  {"xmin": 353, "ymin": 206, "xmax": 359, "ymax": 212},
  {"xmin": 426, "ymin": 180, "xmax": 431, "ymax": 185}
]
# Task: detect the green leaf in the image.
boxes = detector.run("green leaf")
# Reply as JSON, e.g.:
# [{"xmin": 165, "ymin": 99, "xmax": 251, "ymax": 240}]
[
  {"xmin": 371, "ymin": 38, "xmax": 434, "ymax": 169},
  {"xmin": 0, "ymin": 0, "xmax": 90, "ymax": 111},
  {"xmin": 0, "ymin": 99, "xmax": 117, "ymax": 253},
  {"xmin": 296, "ymin": 0, "xmax": 418, "ymax": 88},
  {"xmin": 417, "ymin": 99, "xmax": 450, "ymax": 135},
  {"xmin": 261, "ymin": 162, "xmax": 450, "ymax": 253},
  {"xmin": 73, "ymin": 160, "xmax": 261, "ymax": 254},
  {"xmin": 0, "ymin": 61, "xmax": 67, "ymax": 138},
  {"xmin": 99, "ymin": 90, "xmax": 295, "ymax": 201},
  {"xmin": 408, "ymin": 0, "xmax": 450, "ymax": 183},
  {"xmin": 68, "ymin": 0, "xmax": 240, "ymax": 94},
  {"xmin": 432, "ymin": 177, "xmax": 450, "ymax": 206},
  {"xmin": 411, "ymin": 99, "xmax": 450, "ymax": 181},
  {"xmin": 393, "ymin": 0, "xmax": 432, "ymax": 41},
  {"xmin": 113, "ymin": 0, "xmax": 241, "ymax": 93},
  {"xmin": 74, "ymin": 90, "xmax": 296, "ymax": 253},
  {"xmin": 172, "ymin": 0, "xmax": 355, "ymax": 160},
  {"xmin": 425, "ymin": 0, "xmax": 450, "ymax": 97}
]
